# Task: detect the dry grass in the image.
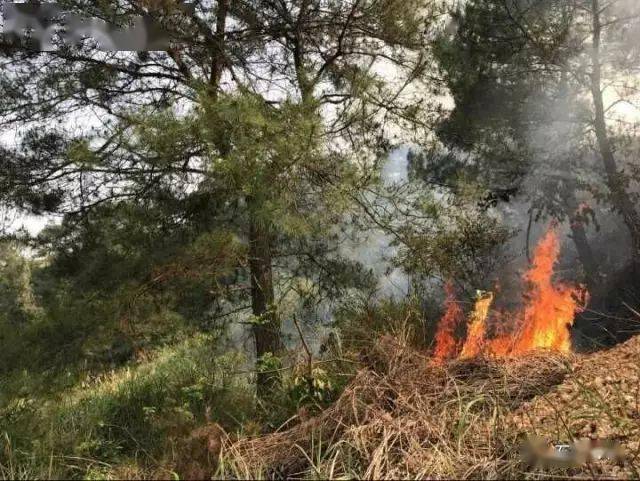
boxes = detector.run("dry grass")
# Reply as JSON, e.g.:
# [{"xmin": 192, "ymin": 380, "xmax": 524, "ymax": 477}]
[
  {"xmin": 221, "ymin": 336, "xmax": 576, "ymax": 479},
  {"xmin": 508, "ymin": 335, "xmax": 640, "ymax": 479}
]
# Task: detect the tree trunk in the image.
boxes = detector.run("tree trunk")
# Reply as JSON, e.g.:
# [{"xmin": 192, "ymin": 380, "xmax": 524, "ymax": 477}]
[
  {"xmin": 560, "ymin": 188, "xmax": 601, "ymax": 290},
  {"xmin": 248, "ymin": 207, "xmax": 282, "ymax": 394},
  {"xmin": 209, "ymin": 0, "xmax": 229, "ymax": 94},
  {"xmin": 590, "ymin": 0, "xmax": 640, "ymax": 261},
  {"xmin": 568, "ymin": 214, "xmax": 600, "ymax": 290}
]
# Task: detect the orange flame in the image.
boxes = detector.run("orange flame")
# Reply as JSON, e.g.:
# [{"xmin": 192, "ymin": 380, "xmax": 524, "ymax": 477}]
[
  {"xmin": 509, "ymin": 227, "xmax": 586, "ymax": 354},
  {"xmin": 432, "ymin": 282, "xmax": 464, "ymax": 364},
  {"xmin": 431, "ymin": 226, "xmax": 588, "ymax": 362},
  {"xmin": 459, "ymin": 291, "xmax": 494, "ymax": 359}
]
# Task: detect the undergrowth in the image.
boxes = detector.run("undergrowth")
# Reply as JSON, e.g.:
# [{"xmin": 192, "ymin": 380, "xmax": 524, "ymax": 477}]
[
  {"xmin": 2, "ymin": 297, "xmax": 639, "ymax": 480},
  {"xmin": 219, "ymin": 336, "xmax": 640, "ymax": 480},
  {"xmin": 0, "ymin": 334, "xmax": 254, "ymax": 479}
]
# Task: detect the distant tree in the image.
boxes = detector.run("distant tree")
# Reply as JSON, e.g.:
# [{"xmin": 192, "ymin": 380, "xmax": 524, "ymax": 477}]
[{"xmin": 586, "ymin": 0, "xmax": 640, "ymax": 260}]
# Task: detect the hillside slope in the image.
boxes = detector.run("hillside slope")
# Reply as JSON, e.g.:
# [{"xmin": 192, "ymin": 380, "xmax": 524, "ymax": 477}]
[
  {"xmin": 221, "ymin": 335, "xmax": 640, "ymax": 479},
  {"xmin": 509, "ymin": 334, "xmax": 640, "ymax": 478}
]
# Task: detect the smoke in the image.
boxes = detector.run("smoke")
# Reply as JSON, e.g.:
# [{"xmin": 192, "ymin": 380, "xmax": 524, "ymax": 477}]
[
  {"xmin": 494, "ymin": 0, "xmax": 640, "ymax": 293},
  {"xmin": 232, "ymin": 0, "xmax": 640, "ymax": 353},
  {"xmin": 359, "ymin": 147, "xmax": 411, "ymax": 299}
]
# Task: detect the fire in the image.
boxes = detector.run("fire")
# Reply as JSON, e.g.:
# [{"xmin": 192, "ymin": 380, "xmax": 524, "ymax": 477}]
[
  {"xmin": 510, "ymin": 227, "xmax": 585, "ymax": 354},
  {"xmin": 432, "ymin": 226, "xmax": 588, "ymax": 361},
  {"xmin": 459, "ymin": 291, "xmax": 494, "ymax": 359},
  {"xmin": 432, "ymin": 282, "xmax": 464, "ymax": 363}
]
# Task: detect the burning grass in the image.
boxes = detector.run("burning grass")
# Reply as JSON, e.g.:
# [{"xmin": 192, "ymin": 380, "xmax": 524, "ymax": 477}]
[
  {"xmin": 214, "ymin": 226, "xmax": 640, "ymax": 479},
  {"xmin": 218, "ymin": 333, "xmax": 640, "ymax": 479},
  {"xmin": 433, "ymin": 226, "xmax": 588, "ymax": 364},
  {"xmin": 220, "ymin": 336, "xmax": 574, "ymax": 479}
]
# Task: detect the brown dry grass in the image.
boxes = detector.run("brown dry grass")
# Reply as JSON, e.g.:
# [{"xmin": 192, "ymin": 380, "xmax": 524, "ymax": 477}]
[
  {"xmin": 508, "ymin": 335, "xmax": 640, "ymax": 479},
  {"xmin": 220, "ymin": 335, "xmax": 584, "ymax": 479}
]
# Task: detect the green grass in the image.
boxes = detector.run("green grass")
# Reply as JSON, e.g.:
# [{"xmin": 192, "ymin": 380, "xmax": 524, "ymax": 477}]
[{"xmin": 0, "ymin": 333, "xmax": 254, "ymax": 479}]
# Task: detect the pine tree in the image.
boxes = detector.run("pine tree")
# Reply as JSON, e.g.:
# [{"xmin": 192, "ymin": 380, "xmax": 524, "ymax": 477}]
[{"xmin": 0, "ymin": 0, "xmax": 436, "ymax": 394}]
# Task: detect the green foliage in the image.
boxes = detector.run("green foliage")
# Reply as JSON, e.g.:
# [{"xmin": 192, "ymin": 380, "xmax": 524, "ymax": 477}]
[
  {"xmin": 395, "ymin": 194, "xmax": 513, "ymax": 290},
  {"xmin": 0, "ymin": 242, "xmax": 41, "ymax": 326},
  {"xmin": 256, "ymin": 351, "xmax": 282, "ymax": 376},
  {"xmin": 131, "ymin": 91, "xmax": 357, "ymax": 240},
  {"xmin": 251, "ymin": 361, "xmax": 348, "ymax": 434},
  {"xmin": 288, "ymin": 367, "xmax": 337, "ymax": 409},
  {"xmin": 36, "ymin": 198, "xmax": 248, "ymax": 331},
  {"xmin": 429, "ymin": 0, "xmax": 592, "ymax": 217},
  {"xmin": 0, "ymin": 0, "xmax": 438, "ymax": 416},
  {"xmin": 0, "ymin": 334, "xmax": 253, "ymax": 479}
]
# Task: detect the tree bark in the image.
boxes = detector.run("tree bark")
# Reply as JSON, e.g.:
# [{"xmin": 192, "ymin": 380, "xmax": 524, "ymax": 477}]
[
  {"xmin": 590, "ymin": 0, "xmax": 640, "ymax": 261},
  {"xmin": 248, "ymin": 206, "xmax": 282, "ymax": 394}
]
